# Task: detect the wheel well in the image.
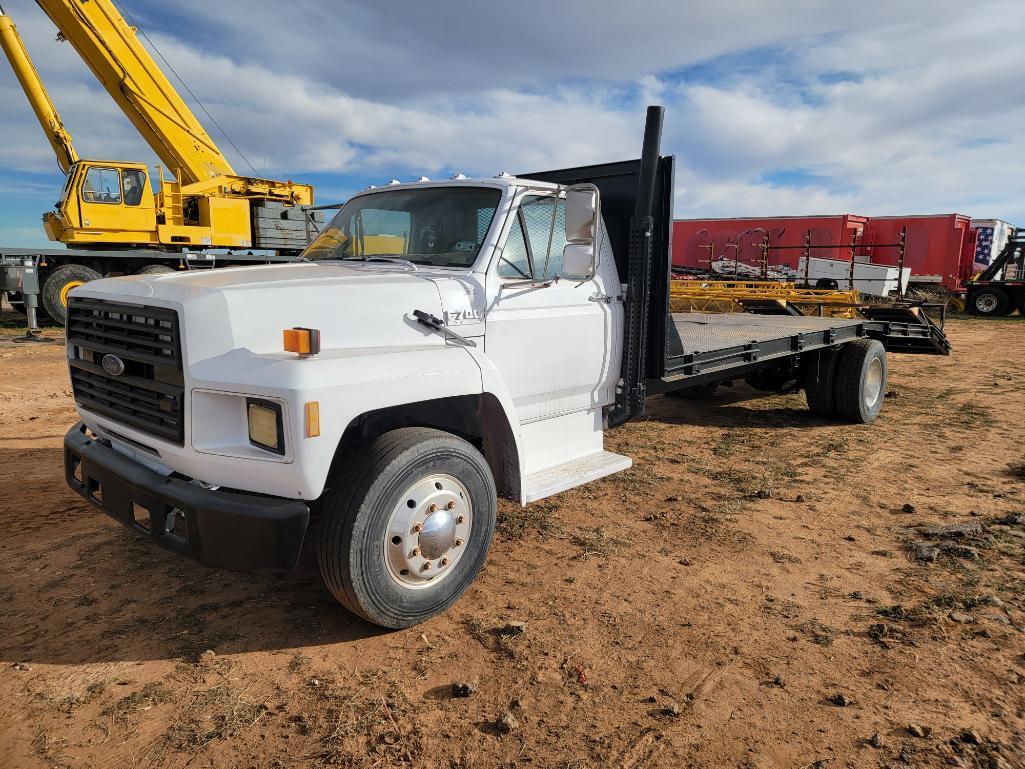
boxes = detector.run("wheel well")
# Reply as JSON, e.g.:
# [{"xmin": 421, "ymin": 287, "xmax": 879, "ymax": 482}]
[{"xmin": 328, "ymin": 394, "xmax": 519, "ymax": 501}]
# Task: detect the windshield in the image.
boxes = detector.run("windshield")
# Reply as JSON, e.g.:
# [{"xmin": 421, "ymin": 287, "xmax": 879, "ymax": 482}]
[{"xmin": 304, "ymin": 186, "xmax": 502, "ymax": 268}]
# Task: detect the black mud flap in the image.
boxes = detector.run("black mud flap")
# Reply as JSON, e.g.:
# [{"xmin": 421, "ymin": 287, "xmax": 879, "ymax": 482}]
[{"xmin": 861, "ymin": 304, "xmax": 951, "ymax": 355}]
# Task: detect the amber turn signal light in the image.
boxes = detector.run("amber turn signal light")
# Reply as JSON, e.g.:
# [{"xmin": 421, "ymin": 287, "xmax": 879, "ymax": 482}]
[
  {"xmin": 304, "ymin": 401, "xmax": 320, "ymax": 438},
  {"xmin": 283, "ymin": 327, "xmax": 321, "ymax": 357}
]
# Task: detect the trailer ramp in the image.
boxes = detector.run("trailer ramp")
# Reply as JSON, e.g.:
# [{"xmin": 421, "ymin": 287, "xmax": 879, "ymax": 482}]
[{"xmin": 860, "ymin": 305, "xmax": 951, "ymax": 355}]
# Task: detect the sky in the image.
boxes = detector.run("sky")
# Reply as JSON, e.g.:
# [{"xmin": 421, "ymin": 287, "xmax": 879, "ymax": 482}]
[{"xmin": 1, "ymin": 0, "xmax": 1024, "ymax": 247}]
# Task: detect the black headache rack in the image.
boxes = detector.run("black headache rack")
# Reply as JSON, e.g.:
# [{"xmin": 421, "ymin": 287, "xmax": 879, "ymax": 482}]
[{"xmin": 523, "ymin": 106, "xmax": 950, "ymax": 426}]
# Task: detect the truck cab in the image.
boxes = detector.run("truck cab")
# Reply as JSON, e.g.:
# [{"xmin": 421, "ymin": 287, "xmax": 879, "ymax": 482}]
[{"xmin": 63, "ymin": 171, "xmax": 631, "ymax": 628}]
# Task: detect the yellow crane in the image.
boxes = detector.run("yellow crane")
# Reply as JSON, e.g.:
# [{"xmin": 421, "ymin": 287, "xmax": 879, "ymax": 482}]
[{"xmin": 0, "ymin": 0, "xmax": 320, "ymax": 320}]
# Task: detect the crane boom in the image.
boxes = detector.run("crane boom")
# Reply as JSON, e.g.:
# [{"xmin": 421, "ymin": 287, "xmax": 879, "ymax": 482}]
[
  {"xmin": 0, "ymin": 5, "xmax": 79, "ymax": 173},
  {"xmin": 35, "ymin": 0, "xmax": 237, "ymax": 185}
]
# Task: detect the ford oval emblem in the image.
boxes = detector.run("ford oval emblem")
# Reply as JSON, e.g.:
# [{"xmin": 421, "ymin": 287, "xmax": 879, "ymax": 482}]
[{"xmin": 101, "ymin": 353, "xmax": 126, "ymax": 377}]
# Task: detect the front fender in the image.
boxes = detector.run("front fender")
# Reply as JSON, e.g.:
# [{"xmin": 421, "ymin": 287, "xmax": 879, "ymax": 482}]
[{"xmin": 141, "ymin": 344, "xmax": 488, "ymax": 500}]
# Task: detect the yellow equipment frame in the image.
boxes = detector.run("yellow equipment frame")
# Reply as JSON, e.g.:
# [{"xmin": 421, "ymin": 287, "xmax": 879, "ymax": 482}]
[{"xmin": 669, "ymin": 279, "xmax": 860, "ymax": 318}]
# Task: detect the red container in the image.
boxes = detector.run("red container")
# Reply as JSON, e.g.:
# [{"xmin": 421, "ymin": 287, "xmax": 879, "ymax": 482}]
[
  {"xmin": 672, "ymin": 215, "xmax": 869, "ymax": 272},
  {"xmin": 862, "ymin": 215, "xmax": 975, "ymax": 292}
]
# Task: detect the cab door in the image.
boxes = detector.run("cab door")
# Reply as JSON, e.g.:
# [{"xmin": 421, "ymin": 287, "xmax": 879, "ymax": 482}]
[
  {"xmin": 78, "ymin": 165, "xmax": 126, "ymax": 231},
  {"xmin": 120, "ymin": 168, "xmax": 156, "ymax": 235},
  {"xmin": 484, "ymin": 192, "xmax": 621, "ymax": 422}
]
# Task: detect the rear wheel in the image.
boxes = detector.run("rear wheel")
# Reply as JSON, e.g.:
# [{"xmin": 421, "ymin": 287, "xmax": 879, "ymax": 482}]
[
  {"xmin": 803, "ymin": 347, "xmax": 840, "ymax": 417},
  {"xmin": 968, "ymin": 287, "xmax": 1010, "ymax": 317},
  {"xmin": 135, "ymin": 264, "xmax": 175, "ymax": 275},
  {"xmin": 318, "ymin": 427, "xmax": 497, "ymax": 629},
  {"xmin": 666, "ymin": 382, "xmax": 719, "ymax": 400},
  {"xmin": 41, "ymin": 264, "xmax": 102, "ymax": 324},
  {"xmin": 832, "ymin": 339, "xmax": 887, "ymax": 423},
  {"xmin": 1016, "ymin": 291, "xmax": 1025, "ymax": 317}
]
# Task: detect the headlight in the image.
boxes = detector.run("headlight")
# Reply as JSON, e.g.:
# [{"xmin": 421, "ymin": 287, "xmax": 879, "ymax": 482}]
[{"xmin": 247, "ymin": 398, "xmax": 284, "ymax": 455}]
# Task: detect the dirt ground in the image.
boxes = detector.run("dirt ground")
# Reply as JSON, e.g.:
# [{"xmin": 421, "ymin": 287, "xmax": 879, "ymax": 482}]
[{"xmin": 1, "ymin": 310, "xmax": 1023, "ymax": 769}]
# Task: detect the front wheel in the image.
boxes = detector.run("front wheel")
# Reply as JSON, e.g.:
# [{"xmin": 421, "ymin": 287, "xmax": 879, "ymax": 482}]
[
  {"xmin": 318, "ymin": 427, "xmax": 497, "ymax": 629},
  {"xmin": 42, "ymin": 264, "xmax": 102, "ymax": 324}
]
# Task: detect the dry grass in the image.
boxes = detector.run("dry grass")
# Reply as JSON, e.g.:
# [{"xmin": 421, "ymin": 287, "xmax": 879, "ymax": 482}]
[
  {"xmin": 160, "ymin": 682, "xmax": 267, "ymax": 753},
  {"xmin": 496, "ymin": 499, "xmax": 564, "ymax": 540},
  {"xmin": 570, "ymin": 526, "xmax": 625, "ymax": 559}
]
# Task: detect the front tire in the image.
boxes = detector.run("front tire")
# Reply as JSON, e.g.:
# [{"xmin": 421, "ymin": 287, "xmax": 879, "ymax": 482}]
[
  {"xmin": 833, "ymin": 339, "xmax": 887, "ymax": 423},
  {"xmin": 42, "ymin": 264, "xmax": 102, "ymax": 324},
  {"xmin": 318, "ymin": 427, "xmax": 497, "ymax": 629}
]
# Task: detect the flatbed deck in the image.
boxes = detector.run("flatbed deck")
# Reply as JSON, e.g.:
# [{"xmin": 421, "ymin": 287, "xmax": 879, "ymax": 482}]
[
  {"xmin": 656, "ymin": 309, "xmax": 948, "ymax": 390},
  {"xmin": 670, "ymin": 312, "xmax": 862, "ymax": 354}
]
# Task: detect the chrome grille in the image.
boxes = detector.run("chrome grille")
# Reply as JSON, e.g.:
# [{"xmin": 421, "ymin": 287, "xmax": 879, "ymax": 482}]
[{"xmin": 67, "ymin": 298, "xmax": 184, "ymax": 444}]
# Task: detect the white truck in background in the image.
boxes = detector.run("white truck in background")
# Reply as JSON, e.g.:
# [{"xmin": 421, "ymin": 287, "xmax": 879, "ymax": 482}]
[{"xmin": 63, "ymin": 108, "xmax": 949, "ymax": 628}]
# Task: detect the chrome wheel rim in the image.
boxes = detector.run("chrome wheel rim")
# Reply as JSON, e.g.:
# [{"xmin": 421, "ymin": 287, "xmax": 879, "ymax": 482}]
[
  {"xmin": 975, "ymin": 294, "xmax": 998, "ymax": 313},
  {"xmin": 864, "ymin": 357, "xmax": 883, "ymax": 408},
  {"xmin": 385, "ymin": 473, "xmax": 472, "ymax": 589}
]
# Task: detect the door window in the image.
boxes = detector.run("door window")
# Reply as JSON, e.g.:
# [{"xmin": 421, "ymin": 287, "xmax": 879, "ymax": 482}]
[
  {"xmin": 499, "ymin": 195, "xmax": 567, "ymax": 280},
  {"xmin": 122, "ymin": 170, "xmax": 146, "ymax": 206},
  {"xmin": 497, "ymin": 215, "xmax": 532, "ymax": 278},
  {"xmin": 82, "ymin": 167, "xmax": 121, "ymax": 204}
]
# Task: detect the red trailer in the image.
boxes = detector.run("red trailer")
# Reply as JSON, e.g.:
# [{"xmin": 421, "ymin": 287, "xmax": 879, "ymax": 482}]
[
  {"xmin": 674, "ymin": 213, "xmax": 979, "ymax": 293},
  {"xmin": 862, "ymin": 215, "xmax": 977, "ymax": 293},
  {"xmin": 672, "ymin": 215, "xmax": 869, "ymax": 272}
]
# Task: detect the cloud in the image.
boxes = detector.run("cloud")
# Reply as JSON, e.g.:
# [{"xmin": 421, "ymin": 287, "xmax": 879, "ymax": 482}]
[{"xmin": 0, "ymin": 0, "xmax": 1023, "ymax": 250}]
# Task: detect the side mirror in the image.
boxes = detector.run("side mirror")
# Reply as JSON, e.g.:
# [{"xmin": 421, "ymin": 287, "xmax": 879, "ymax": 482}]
[
  {"xmin": 564, "ymin": 188, "xmax": 597, "ymax": 244},
  {"xmin": 561, "ymin": 243, "xmax": 595, "ymax": 279}
]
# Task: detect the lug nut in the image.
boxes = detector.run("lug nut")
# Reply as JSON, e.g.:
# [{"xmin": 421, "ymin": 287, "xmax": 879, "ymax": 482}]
[
  {"xmin": 429, "ymin": 503, "xmax": 438, "ymax": 513},
  {"xmin": 454, "ymin": 537, "xmax": 464, "ymax": 547},
  {"xmin": 456, "ymin": 515, "xmax": 466, "ymax": 524},
  {"xmin": 412, "ymin": 522, "xmax": 423, "ymax": 533},
  {"xmin": 410, "ymin": 547, "xmax": 421, "ymax": 557},
  {"xmin": 422, "ymin": 561, "xmax": 432, "ymax": 571},
  {"xmin": 445, "ymin": 500, "xmax": 456, "ymax": 510},
  {"xmin": 440, "ymin": 557, "xmax": 450, "ymax": 566}
]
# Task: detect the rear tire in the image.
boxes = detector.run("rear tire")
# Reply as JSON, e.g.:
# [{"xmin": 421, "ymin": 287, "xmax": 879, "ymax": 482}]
[
  {"xmin": 803, "ymin": 347, "xmax": 840, "ymax": 417},
  {"xmin": 135, "ymin": 264, "xmax": 175, "ymax": 275},
  {"xmin": 317, "ymin": 427, "xmax": 497, "ymax": 629},
  {"xmin": 968, "ymin": 287, "xmax": 1010, "ymax": 317},
  {"xmin": 832, "ymin": 339, "xmax": 887, "ymax": 423},
  {"xmin": 666, "ymin": 382, "xmax": 719, "ymax": 400},
  {"xmin": 41, "ymin": 264, "xmax": 102, "ymax": 324},
  {"xmin": 1016, "ymin": 292, "xmax": 1025, "ymax": 317}
]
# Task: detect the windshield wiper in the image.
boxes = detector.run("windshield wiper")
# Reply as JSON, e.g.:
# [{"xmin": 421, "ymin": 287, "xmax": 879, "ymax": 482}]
[{"xmin": 340, "ymin": 255, "xmax": 421, "ymax": 271}]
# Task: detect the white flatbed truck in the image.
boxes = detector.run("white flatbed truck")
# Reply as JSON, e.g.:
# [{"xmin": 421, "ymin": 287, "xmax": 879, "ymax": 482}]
[{"xmin": 63, "ymin": 108, "xmax": 949, "ymax": 628}]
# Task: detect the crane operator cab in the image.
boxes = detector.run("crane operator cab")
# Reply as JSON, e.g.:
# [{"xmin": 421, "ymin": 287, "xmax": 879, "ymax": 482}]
[{"xmin": 44, "ymin": 160, "xmax": 160, "ymax": 247}]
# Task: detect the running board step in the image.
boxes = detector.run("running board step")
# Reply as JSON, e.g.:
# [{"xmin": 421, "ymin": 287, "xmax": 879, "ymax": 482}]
[{"xmin": 522, "ymin": 451, "xmax": 632, "ymax": 504}]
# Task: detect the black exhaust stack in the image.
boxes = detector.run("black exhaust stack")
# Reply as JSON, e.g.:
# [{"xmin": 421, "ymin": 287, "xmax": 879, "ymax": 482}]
[{"xmin": 608, "ymin": 105, "xmax": 664, "ymax": 427}]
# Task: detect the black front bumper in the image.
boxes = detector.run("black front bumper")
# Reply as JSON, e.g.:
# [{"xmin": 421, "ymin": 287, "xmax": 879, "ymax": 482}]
[{"xmin": 64, "ymin": 423, "xmax": 310, "ymax": 570}]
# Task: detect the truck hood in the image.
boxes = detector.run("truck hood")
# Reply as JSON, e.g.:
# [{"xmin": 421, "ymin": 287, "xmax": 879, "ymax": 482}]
[{"xmin": 71, "ymin": 262, "xmax": 484, "ymax": 363}]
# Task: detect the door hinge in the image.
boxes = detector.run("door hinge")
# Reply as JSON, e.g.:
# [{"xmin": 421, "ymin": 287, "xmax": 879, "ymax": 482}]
[{"xmin": 589, "ymin": 293, "xmax": 625, "ymax": 304}]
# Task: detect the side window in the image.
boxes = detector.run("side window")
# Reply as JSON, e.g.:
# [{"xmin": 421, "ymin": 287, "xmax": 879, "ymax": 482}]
[
  {"xmin": 82, "ymin": 167, "xmax": 122, "ymax": 204},
  {"xmin": 520, "ymin": 195, "xmax": 567, "ymax": 279},
  {"xmin": 497, "ymin": 215, "xmax": 532, "ymax": 278},
  {"xmin": 122, "ymin": 169, "xmax": 146, "ymax": 206}
]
